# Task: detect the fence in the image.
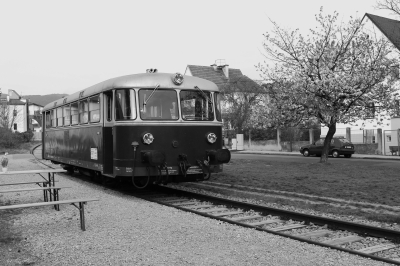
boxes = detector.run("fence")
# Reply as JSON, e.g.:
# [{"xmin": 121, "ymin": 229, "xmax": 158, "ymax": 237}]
[
  {"xmin": 33, "ymin": 131, "xmax": 42, "ymax": 141},
  {"xmin": 233, "ymin": 127, "xmax": 387, "ymax": 154}
]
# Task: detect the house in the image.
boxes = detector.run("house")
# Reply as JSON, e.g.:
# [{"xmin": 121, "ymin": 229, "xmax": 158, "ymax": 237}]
[
  {"xmin": 321, "ymin": 13, "xmax": 400, "ymax": 154},
  {"xmin": 185, "ymin": 60, "xmax": 263, "ymax": 149},
  {"xmin": 185, "ymin": 59, "xmax": 261, "ymax": 91},
  {"xmin": 0, "ymin": 89, "xmax": 43, "ymax": 133}
]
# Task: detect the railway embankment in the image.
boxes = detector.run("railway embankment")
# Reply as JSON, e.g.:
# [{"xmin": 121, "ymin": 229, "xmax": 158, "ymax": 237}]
[{"xmin": 0, "ymin": 155, "xmax": 392, "ymax": 265}]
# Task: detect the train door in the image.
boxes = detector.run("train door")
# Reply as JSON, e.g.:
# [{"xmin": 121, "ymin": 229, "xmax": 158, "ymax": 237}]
[{"xmin": 103, "ymin": 91, "xmax": 114, "ymax": 174}]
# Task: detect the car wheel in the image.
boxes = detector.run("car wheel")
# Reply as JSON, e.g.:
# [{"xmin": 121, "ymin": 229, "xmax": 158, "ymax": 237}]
[
  {"xmin": 332, "ymin": 150, "xmax": 340, "ymax": 158},
  {"xmin": 344, "ymin": 154, "xmax": 352, "ymax": 158},
  {"xmin": 303, "ymin": 149, "xmax": 310, "ymax": 157}
]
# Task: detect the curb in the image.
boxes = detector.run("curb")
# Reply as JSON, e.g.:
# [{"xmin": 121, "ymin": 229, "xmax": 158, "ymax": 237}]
[{"xmin": 232, "ymin": 150, "xmax": 400, "ymax": 161}]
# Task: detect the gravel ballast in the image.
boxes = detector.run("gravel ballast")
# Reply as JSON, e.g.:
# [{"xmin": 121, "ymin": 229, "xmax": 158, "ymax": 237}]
[{"xmin": 0, "ymin": 156, "xmax": 393, "ymax": 265}]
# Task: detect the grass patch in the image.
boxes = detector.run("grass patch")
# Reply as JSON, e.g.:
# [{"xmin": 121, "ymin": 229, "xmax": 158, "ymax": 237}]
[
  {"xmin": 202, "ymin": 156, "xmax": 400, "ymax": 223},
  {"xmin": 213, "ymin": 158, "xmax": 400, "ymax": 206},
  {"xmin": 0, "ymin": 141, "xmax": 41, "ymax": 155}
]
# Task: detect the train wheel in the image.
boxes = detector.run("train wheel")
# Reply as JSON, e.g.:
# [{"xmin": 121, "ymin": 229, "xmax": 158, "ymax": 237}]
[
  {"xmin": 132, "ymin": 176, "xmax": 150, "ymax": 189},
  {"xmin": 101, "ymin": 175, "xmax": 109, "ymax": 186}
]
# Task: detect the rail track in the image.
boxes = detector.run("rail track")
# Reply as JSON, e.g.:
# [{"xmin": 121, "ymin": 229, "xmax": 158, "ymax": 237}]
[{"xmin": 31, "ymin": 144, "xmax": 400, "ymax": 265}]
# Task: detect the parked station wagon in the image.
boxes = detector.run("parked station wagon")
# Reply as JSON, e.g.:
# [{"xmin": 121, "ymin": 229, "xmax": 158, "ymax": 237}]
[{"xmin": 300, "ymin": 137, "xmax": 355, "ymax": 158}]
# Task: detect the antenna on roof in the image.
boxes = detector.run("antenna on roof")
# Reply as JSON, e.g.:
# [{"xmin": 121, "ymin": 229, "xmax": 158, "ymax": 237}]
[{"xmin": 215, "ymin": 59, "xmax": 226, "ymax": 67}]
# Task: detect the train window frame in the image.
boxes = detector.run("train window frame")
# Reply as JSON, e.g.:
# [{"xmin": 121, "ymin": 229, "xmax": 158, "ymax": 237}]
[
  {"xmin": 56, "ymin": 107, "xmax": 63, "ymax": 127},
  {"xmin": 63, "ymin": 104, "xmax": 71, "ymax": 126},
  {"xmin": 138, "ymin": 89, "xmax": 179, "ymax": 120},
  {"xmin": 71, "ymin": 101, "xmax": 79, "ymax": 125},
  {"xmin": 45, "ymin": 111, "xmax": 52, "ymax": 128},
  {"xmin": 179, "ymin": 90, "xmax": 214, "ymax": 121},
  {"xmin": 51, "ymin": 109, "xmax": 56, "ymax": 127},
  {"xmin": 115, "ymin": 89, "xmax": 137, "ymax": 121},
  {"xmin": 79, "ymin": 98, "xmax": 89, "ymax": 124},
  {"xmin": 104, "ymin": 91, "xmax": 113, "ymax": 122},
  {"xmin": 214, "ymin": 92, "xmax": 222, "ymax": 122},
  {"xmin": 89, "ymin": 94, "xmax": 100, "ymax": 123}
]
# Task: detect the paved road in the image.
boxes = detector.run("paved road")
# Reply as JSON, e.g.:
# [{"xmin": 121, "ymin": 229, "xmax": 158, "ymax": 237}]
[{"xmin": 233, "ymin": 149, "xmax": 400, "ymax": 161}]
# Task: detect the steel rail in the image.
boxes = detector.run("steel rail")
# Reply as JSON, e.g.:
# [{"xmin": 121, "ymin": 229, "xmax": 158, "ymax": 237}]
[{"xmin": 146, "ymin": 185, "xmax": 400, "ymax": 265}]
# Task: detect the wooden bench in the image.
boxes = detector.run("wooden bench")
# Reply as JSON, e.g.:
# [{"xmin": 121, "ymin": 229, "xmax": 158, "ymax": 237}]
[
  {"xmin": 0, "ymin": 180, "xmax": 54, "ymax": 187},
  {"xmin": 0, "ymin": 169, "xmax": 67, "ymax": 187},
  {"xmin": 0, "ymin": 198, "xmax": 99, "ymax": 231},
  {"xmin": 389, "ymin": 146, "xmax": 399, "ymax": 155},
  {"xmin": 0, "ymin": 186, "xmax": 69, "ymax": 210}
]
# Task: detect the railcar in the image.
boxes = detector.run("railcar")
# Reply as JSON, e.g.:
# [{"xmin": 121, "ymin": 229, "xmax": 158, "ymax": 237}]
[{"xmin": 42, "ymin": 71, "xmax": 231, "ymax": 188}]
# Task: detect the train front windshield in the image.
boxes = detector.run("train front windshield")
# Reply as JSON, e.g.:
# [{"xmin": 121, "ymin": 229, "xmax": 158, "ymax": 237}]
[
  {"xmin": 180, "ymin": 90, "xmax": 214, "ymax": 121},
  {"xmin": 135, "ymin": 88, "xmax": 219, "ymax": 121},
  {"xmin": 139, "ymin": 89, "xmax": 179, "ymax": 120}
]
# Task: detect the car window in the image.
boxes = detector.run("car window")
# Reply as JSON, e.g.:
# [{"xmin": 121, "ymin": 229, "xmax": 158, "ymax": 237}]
[
  {"xmin": 316, "ymin": 139, "xmax": 324, "ymax": 145},
  {"xmin": 337, "ymin": 138, "xmax": 351, "ymax": 144}
]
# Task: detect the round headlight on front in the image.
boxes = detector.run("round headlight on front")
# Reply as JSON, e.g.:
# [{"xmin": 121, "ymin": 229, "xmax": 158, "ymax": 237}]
[
  {"xmin": 142, "ymin": 133, "xmax": 154, "ymax": 145},
  {"xmin": 207, "ymin": 133, "xmax": 217, "ymax": 144},
  {"xmin": 172, "ymin": 73, "xmax": 184, "ymax": 85}
]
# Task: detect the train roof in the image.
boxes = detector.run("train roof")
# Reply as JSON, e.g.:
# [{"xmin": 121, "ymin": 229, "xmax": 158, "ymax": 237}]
[{"xmin": 43, "ymin": 73, "xmax": 219, "ymax": 110}]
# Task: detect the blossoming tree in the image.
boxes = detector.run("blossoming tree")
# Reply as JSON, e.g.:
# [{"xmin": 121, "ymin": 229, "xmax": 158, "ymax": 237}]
[{"xmin": 257, "ymin": 9, "xmax": 399, "ymax": 163}]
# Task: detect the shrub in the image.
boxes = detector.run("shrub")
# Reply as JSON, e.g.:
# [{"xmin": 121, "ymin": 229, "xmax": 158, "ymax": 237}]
[
  {"xmin": 22, "ymin": 130, "xmax": 34, "ymax": 142},
  {"xmin": 0, "ymin": 128, "xmax": 23, "ymax": 148}
]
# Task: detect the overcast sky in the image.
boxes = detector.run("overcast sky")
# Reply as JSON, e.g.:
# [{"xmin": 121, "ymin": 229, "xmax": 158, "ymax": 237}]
[{"xmin": 0, "ymin": 0, "xmax": 395, "ymax": 96}]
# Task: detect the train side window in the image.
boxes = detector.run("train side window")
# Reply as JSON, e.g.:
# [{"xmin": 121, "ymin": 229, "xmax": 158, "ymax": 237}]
[
  {"xmin": 79, "ymin": 99, "xmax": 89, "ymax": 124},
  {"xmin": 214, "ymin": 92, "xmax": 222, "ymax": 122},
  {"xmin": 56, "ymin": 107, "xmax": 63, "ymax": 127},
  {"xmin": 63, "ymin": 105, "xmax": 70, "ymax": 126},
  {"xmin": 115, "ymin": 89, "xmax": 137, "ymax": 120},
  {"xmin": 71, "ymin": 102, "xmax": 79, "ymax": 125},
  {"xmin": 89, "ymin": 95, "xmax": 100, "ymax": 123},
  {"xmin": 138, "ymin": 89, "xmax": 178, "ymax": 120},
  {"xmin": 105, "ymin": 92, "xmax": 113, "ymax": 122},
  {"xmin": 51, "ymin": 109, "xmax": 56, "ymax": 127},
  {"xmin": 45, "ymin": 111, "xmax": 52, "ymax": 128}
]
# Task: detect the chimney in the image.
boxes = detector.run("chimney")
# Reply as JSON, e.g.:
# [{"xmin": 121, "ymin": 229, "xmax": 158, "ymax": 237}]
[
  {"xmin": 222, "ymin": 64, "xmax": 229, "ymax": 79},
  {"xmin": 213, "ymin": 59, "xmax": 229, "ymax": 79}
]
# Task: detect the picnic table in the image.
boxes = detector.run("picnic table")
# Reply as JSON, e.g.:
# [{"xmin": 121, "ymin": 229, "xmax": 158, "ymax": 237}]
[
  {"xmin": 0, "ymin": 169, "xmax": 67, "ymax": 187},
  {"xmin": 0, "ymin": 168, "xmax": 98, "ymax": 231}
]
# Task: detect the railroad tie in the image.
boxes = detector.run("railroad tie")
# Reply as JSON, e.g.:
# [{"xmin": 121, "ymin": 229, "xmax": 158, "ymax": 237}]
[
  {"xmin": 270, "ymin": 224, "xmax": 307, "ymax": 232},
  {"xmin": 229, "ymin": 215, "xmax": 264, "ymax": 221},
  {"xmin": 189, "ymin": 204, "xmax": 214, "ymax": 210},
  {"xmin": 247, "ymin": 219, "xmax": 283, "ymax": 226},
  {"xmin": 162, "ymin": 199, "xmax": 190, "ymax": 204},
  {"xmin": 212, "ymin": 211, "xmax": 244, "ymax": 217},
  {"xmin": 295, "ymin": 229, "xmax": 332, "ymax": 239},
  {"xmin": 197, "ymin": 207, "xmax": 229, "ymax": 213},
  {"xmin": 357, "ymin": 244, "xmax": 397, "ymax": 254},
  {"xmin": 172, "ymin": 201, "xmax": 198, "ymax": 206},
  {"xmin": 322, "ymin": 235, "xmax": 364, "ymax": 246}
]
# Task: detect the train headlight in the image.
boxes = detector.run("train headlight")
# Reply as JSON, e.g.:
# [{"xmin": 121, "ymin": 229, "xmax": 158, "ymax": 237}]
[
  {"xmin": 207, "ymin": 133, "xmax": 217, "ymax": 144},
  {"xmin": 172, "ymin": 73, "xmax": 184, "ymax": 85},
  {"xmin": 142, "ymin": 133, "xmax": 154, "ymax": 145}
]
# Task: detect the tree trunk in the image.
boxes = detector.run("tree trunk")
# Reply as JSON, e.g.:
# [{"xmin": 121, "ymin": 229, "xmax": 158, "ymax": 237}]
[
  {"xmin": 320, "ymin": 123, "xmax": 336, "ymax": 163},
  {"xmin": 248, "ymin": 129, "xmax": 251, "ymax": 148}
]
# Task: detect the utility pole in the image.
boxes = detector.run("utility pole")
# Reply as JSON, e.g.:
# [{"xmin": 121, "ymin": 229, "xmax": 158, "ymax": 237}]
[{"xmin": 26, "ymin": 98, "xmax": 30, "ymax": 131}]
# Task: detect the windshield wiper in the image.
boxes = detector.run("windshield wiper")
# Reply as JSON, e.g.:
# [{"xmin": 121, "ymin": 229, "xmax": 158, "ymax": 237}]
[
  {"xmin": 143, "ymin": 84, "xmax": 160, "ymax": 108},
  {"xmin": 194, "ymin": 86, "xmax": 213, "ymax": 107}
]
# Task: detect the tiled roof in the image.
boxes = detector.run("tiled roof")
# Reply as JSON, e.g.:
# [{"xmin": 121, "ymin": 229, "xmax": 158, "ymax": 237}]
[
  {"xmin": 364, "ymin": 13, "xmax": 400, "ymax": 51},
  {"xmin": 187, "ymin": 65, "xmax": 261, "ymax": 91},
  {"xmin": 8, "ymin": 99, "xmax": 26, "ymax": 105}
]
